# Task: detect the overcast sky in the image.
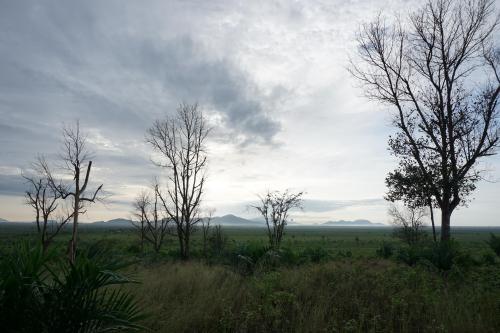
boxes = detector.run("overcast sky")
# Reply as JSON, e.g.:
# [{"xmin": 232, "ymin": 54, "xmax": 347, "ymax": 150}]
[{"xmin": 1, "ymin": 0, "xmax": 499, "ymax": 225}]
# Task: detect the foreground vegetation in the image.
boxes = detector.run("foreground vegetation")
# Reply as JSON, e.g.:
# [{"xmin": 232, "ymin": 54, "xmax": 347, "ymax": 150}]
[{"xmin": 1, "ymin": 225, "xmax": 500, "ymax": 332}]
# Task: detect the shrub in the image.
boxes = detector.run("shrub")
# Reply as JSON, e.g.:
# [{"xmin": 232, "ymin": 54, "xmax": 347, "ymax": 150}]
[
  {"xmin": 487, "ymin": 233, "xmax": 500, "ymax": 257},
  {"xmin": 208, "ymin": 225, "xmax": 227, "ymax": 257},
  {"xmin": 376, "ymin": 241, "xmax": 395, "ymax": 259},
  {"xmin": 301, "ymin": 246, "xmax": 330, "ymax": 263},
  {"xmin": 232, "ymin": 242, "xmax": 268, "ymax": 263},
  {"xmin": 0, "ymin": 242, "xmax": 145, "ymax": 332},
  {"xmin": 482, "ymin": 251, "xmax": 497, "ymax": 265},
  {"xmin": 395, "ymin": 240, "xmax": 469, "ymax": 271},
  {"xmin": 396, "ymin": 244, "xmax": 425, "ymax": 266}
]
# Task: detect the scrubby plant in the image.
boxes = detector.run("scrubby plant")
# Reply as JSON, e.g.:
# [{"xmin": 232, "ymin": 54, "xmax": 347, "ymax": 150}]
[
  {"xmin": 209, "ymin": 224, "xmax": 227, "ymax": 257},
  {"xmin": 395, "ymin": 240, "xmax": 471, "ymax": 271},
  {"xmin": 301, "ymin": 246, "xmax": 330, "ymax": 263},
  {"xmin": 0, "ymin": 242, "xmax": 144, "ymax": 333},
  {"xmin": 487, "ymin": 233, "xmax": 500, "ymax": 257},
  {"xmin": 376, "ymin": 241, "xmax": 395, "ymax": 259}
]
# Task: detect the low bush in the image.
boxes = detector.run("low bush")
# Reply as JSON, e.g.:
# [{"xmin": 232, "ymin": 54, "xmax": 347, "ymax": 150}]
[
  {"xmin": 487, "ymin": 233, "xmax": 500, "ymax": 257},
  {"xmin": 0, "ymin": 242, "xmax": 145, "ymax": 333},
  {"xmin": 300, "ymin": 246, "xmax": 330, "ymax": 263},
  {"xmin": 376, "ymin": 241, "xmax": 395, "ymax": 259},
  {"xmin": 395, "ymin": 240, "xmax": 474, "ymax": 271}
]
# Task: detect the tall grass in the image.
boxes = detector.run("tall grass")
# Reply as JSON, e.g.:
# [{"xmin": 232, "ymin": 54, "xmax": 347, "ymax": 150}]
[{"xmin": 132, "ymin": 259, "xmax": 500, "ymax": 332}]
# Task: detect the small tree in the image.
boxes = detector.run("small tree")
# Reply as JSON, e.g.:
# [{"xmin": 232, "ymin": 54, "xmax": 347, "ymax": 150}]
[
  {"xmin": 252, "ymin": 190, "xmax": 303, "ymax": 250},
  {"xmin": 46, "ymin": 122, "xmax": 103, "ymax": 263},
  {"xmin": 132, "ymin": 184, "xmax": 171, "ymax": 254},
  {"xmin": 386, "ymin": 165, "xmax": 437, "ymax": 242},
  {"xmin": 146, "ymin": 103, "xmax": 209, "ymax": 260},
  {"xmin": 208, "ymin": 224, "xmax": 227, "ymax": 257},
  {"xmin": 132, "ymin": 191, "xmax": 148, "ymax": 252},
  {"xmin": 23, "ymin": 156, "xmax": 73, "ymax": 251},
  {"xmin": 201, "ymin": 208, "xmax": 215, "ymax": 258},
  {"xmin": 388, "ymin": 203, "xmax": 427, "ymax": 245}
]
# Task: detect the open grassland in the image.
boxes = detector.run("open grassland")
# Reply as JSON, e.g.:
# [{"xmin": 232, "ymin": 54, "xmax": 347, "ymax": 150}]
[
  {"xmin": 1, "ymin": 223, "xmax": 497, "ymax": 257},
  {"xmin": 1, "ymin": 224, "xmax": 500, "ymax": 332}
]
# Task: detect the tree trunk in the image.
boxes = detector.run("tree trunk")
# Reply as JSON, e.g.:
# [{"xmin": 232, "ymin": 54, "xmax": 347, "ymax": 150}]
[
  {"xmin": 35, "ymin": 212, "xmax": 40, "ymax": 233},
  {"xmin": 440, "ymin": 208, "xmax": 451, "ymax": 242},
  {"xmin": 140, "ymin": 221, "xmax": 144, "ymax": 252},
  {"xmin": 178, "ymin": 232, "xmax": 186, "ymax": 260},
  {"xmin": 68, "ymin": 197, "xmax": 79, "ymax": 264},
  {"xmin": 183, "ymin": 236, "xmax": 190, "ymax": 260},
  {"xmin": 42, "ymin": 239, "xmax": 51, "ymax": 253},
  {"xmin": 428, "ymin": 199, "xmax": 437, "ymax": 243}
]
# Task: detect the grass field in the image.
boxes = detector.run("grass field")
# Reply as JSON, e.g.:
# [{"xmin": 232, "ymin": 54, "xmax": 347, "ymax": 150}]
[
  {"xmin": 1, "ymin": 223, "xmax": 498, "ymax": 255},
  {"xmin": 1, "ymin": 223, "xmax": 500, "ymax": 332}
]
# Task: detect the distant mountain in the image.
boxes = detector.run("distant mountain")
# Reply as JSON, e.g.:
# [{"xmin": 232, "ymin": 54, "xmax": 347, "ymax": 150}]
[
  {"xmin": 91, "ymin": 218, "xmax": 134, "ymax": 227},
  {"xmin": 322, "ymin": 219, "xmax": 385, "ymax": 227},
  {"xmin": 0, "ymin": 218, "xmax": 9, "ymax": 222},
  {"xmin": 211, "ymin": 214, "xmax": 264, "ymax": 227}
]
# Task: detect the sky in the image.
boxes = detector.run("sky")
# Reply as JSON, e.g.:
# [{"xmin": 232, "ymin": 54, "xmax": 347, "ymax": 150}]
[{"xmin": 1, "ymin": 0, "xmax": 499, "ymax": 225}]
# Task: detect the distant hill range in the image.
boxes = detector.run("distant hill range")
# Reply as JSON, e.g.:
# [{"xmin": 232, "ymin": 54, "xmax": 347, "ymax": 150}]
[
  {"xmin": 0, "ymin": 216, "xmax": 385, "ymax": 227},
  {"xmin": 210, "ymin": 214, "xmax": 263, "ymax": 227},
  {"xmin": 322, "ymin": 219, "xmax": 385, "ymax": 227},
  {"xmin": 91, "ymin": 218, "xmax": 134, "ymax": 227}
]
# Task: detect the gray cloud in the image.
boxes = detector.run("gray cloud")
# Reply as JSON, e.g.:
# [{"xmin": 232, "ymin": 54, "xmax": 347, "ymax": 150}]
[
  {"xmin": 0, "ymin": 0, "xmax": 284, "ymax": 210},
  {"xmin": 0, "ymin": 174, "xmax": 25, "ymax": 197},
  {"xmin": 0, "ymin": 0, "xmax": 281, "ymax": 150}
]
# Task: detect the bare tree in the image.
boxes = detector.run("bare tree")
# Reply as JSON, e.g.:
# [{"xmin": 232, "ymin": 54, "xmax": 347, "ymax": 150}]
[
  {"xmin": 23, "ymin": 156, "xmax": 73, "ymax": 251},
  {"xmin": 46, "ymin": 122, "xmax": 103, "ymax": 263},
  {"xmin": 388, "ymin": 203, "xmax": 428, "ymax": 245},
  {"xmin": 201, "ymin": 208, "xmax": 215, "ymax": 258},
  {"xmin": 132, "ymin": 191, "xmax": 148, "ymax": 252},
  {"xmin": 351, "ymin": 0, "xmax": 500, "ymax": 241},
  {"xmin": 146, "ymin": 103, "xmax": 209, "ymax": 260},
  {"xmin": 208, "ymin": 224, "xmax": 227, "ymax": 256},
  {"xmin": 252, "ymin": 190, "xmax": 303, "ymax": 250},
  {"xmin": 132, "ymin": 183, "xmax": 171, "ymax": 254}
]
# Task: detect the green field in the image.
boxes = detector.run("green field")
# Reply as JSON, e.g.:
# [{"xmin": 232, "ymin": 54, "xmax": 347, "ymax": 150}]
[
  {"xmin": 1, "ymin": 223, "xmax": 498, "ymax": 258},
  {"xmin": 1, "ymin": 224, "xmax": 500, "ymax": 332}
]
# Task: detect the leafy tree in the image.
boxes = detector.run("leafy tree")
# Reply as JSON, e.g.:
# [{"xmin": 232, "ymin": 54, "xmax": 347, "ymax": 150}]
[
  {"xmin": 351, "ymin": 0, "xmax": 500, "ymax": 240},
  {"xmin": 386, "ymin": 164, "xmax": 437, "ymax": 242}
]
